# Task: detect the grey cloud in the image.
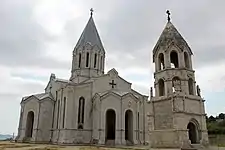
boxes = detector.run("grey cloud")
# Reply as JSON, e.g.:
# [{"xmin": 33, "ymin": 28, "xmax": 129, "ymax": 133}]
[
  {"xmin": 0, "ymin": 0, "xmax": 224, "ymax": 72},
  {"xmin": 0, "ymin": 93, "xmax": 21, "ymax": 134},
  {"xmin": 87, "ymin": 0, "xmax": 225, "ymax": 69},
  {"xmin": 0, "ymin": 0, "xmax": 70, "ymax": 69},
  {"xmin": 193, "ymin": 45, "xmax": 225, "ymax": 68}
]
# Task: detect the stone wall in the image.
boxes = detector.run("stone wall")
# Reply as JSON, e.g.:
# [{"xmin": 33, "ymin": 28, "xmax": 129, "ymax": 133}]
[{"xmin": 153, "ymin": 99, "xmax": 173, "ymax": 130}]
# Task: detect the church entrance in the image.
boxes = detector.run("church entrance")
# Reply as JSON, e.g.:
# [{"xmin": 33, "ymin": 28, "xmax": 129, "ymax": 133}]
[
  {"xmin": 125, "ymin": 110, "xmax": 133, "ymax": 144},
  {"xmin": 25, "ymin": 111, "xmax": 34, "ymax": 138},
  {"xmin": 187, "ymin": 122, "xmax": 198, "ymax": 144},
  {"xmin": 105, "ymin": 109, "xmax": 116, "ymax": 142}
]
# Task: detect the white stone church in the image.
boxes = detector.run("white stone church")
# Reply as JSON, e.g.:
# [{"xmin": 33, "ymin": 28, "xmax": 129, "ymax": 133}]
[{"xmin": 16, "ymin": 10, "xmax": 209, "ymax": 148}]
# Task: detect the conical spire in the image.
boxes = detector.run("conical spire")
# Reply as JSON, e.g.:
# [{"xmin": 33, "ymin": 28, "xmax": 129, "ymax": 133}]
[
  {"xmin": 153, "ymin": 17, "xmax": 193, "ymax": 61},
  {"xmin": 74, "ymin": 9, "xmax": 105, "ymax": 52}
]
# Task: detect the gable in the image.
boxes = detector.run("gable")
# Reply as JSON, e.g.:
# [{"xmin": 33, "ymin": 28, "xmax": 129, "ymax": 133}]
[
  {"xmin": 92, "ymin": 69, "xmax": 132, "ymax": 94},
  {"xmin": 122, "ymin": 92, "xmax": 139, "ymax": 102},
  {"xmin": 22, "ymin": 95, "xmax": 39, "ymax": 104},
  {"xmin": 21, "ymin": 93, "xmax": 54, "ymax": 104},
  {"xmin": 100, "ymin": 91, "xmax": 121, "ymax": 101}
]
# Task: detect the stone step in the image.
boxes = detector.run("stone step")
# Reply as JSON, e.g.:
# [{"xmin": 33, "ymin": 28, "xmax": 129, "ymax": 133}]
[
  {"xmin": 106, "ymin": 140, "xmax": 115, "ymax": 146},
  {"xmin": 126, "ymin": 140, "xmax": 133, "ymax": 146}
]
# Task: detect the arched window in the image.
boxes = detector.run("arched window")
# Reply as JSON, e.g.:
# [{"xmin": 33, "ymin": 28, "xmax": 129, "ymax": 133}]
[
  {"xmin": 78, "ymin": 97, "xmax": 85, "ymax": 129},
  {"xmin": 172, "ymin": 77, "xmax": 181, "ymax": 92},
  {"xmin": 78, "ymin": 53, "xmax": 81, "ymax": 68},
  {"xmin": 86, "ymin": 52, "xmax": 89, "ymax": 67},
  {"xmin": 188, "ymin": 78, "xmax": 194, "ymax": 95},
  {"xmin": 62, "ymin": 97, "xmax": 66, "ymax": 128},
  {"xmin": 158, "ymin": 53, "xmax": 165, "ymax": 70},
  {"xmin": 158, "ymin": 79, "xmax": 165, "ymax": 96},
  {"xmin": 170, "ymin": 51, "xmax": 179, "ymax": 68},
  {"xmin": 94, "ymin": 53, "xmax": 97, "ymax": 68},
  {"xmin": 184, "ymin": 52, "xmax": 190, "ymax": 68}
]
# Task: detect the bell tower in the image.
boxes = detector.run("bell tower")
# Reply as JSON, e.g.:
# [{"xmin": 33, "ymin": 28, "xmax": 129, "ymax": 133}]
[
  {"xmin": 70, "ymin": 9, "xmax": 105, "ymax": 83},
  {"xmin": 149, "ymin": 11, "xmax": 209, "ymax": 148}
]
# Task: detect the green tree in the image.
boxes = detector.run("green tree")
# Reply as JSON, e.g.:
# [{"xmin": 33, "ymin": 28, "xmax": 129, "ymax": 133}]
[{"xmin": 218, "ymin": 113, "xmax": 225, "ymax": 120}]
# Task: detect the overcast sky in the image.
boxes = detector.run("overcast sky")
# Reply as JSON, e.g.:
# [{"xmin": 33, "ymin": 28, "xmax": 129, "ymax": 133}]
[{"xmin": 0, "ymin": 0, "xmax": 225, "ymax": 135}]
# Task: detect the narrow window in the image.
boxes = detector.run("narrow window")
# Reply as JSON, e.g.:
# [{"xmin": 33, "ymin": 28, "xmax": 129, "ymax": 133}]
[
  {"xmin": 94, "ymin": 53, "xmax": 97, "ymax": 68},
  {"xmin": 55, "ymin": 91, "xmax": 58, "ymax": 128},
  {"xmin": 86, "ymin": 52, "xmax": 89, "ymax": 67},
  {"xmin": 78, "ymin": 97, "xmax": 85, "ymax": 129},
  {"xmin": 170, "ymin": 51, "xmax": 179, "ymax": 68},
  {"xmin": 158, "ymin": 53, "xmax": 165, "ymax": 70},
  {"xmin": 137, "ymin": 112, "xmax": 140, "ymax": 139},
  {"xmin": 56, "ymin": 98, "xmax": 60, "ymax": 129},
  {"xmin": 100, "ymin": 56, "xmax": 103, "ymax": 70},
  {"xmin": 184, "ymin": 52, "xmax": 190, "ymax": 68},
  {"xmin": 188, "ymin": 78, "xmax": 194, "ymax": 95},
  {"xmin": 78, "ymin": 53, "xmax": 81, "ymax": 68},
  {"xmin": 158, "ymin": 79, "xmax": 165, "ymax": 96},
  {"xmin": 62, "ymin": 97, "xmax": 66, "ymax": 128}
]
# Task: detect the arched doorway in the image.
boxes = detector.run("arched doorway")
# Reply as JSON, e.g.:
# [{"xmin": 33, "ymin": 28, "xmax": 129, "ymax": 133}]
[
  {"xmin": 105, "ymin": 109, "xmax": 116, "ymax": 142},
  {"xmin": 25, "ymin": 111, "xmax": 34, "ymax": 138},
  {"xmin": 125, "ymin": 110, "xmax": 133, "ymax": 144},
  {"xmin": 187, "ymin": 122, "xmax": 198, "ymax": 144}
]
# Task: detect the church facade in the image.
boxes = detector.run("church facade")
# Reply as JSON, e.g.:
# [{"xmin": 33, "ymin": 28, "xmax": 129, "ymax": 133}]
[{"xmin": 16, "ymin": 11, "xmax": 209, "ymax": 148}]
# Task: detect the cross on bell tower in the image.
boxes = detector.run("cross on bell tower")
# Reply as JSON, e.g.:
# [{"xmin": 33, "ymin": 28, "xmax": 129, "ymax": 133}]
[{"xmin": 166, "ymin": 10, "xmax": 171, "ymax": 22}]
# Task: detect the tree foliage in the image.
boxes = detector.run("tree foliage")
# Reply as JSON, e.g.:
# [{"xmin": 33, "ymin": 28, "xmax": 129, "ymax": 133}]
[{"xmin": 206, "ymin": 113, "xmax": 225, "ymax": 135}]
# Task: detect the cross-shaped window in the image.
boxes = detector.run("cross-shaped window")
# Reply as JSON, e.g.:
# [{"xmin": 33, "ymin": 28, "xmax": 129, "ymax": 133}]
[{"xmin": 109, "ymin": 80, "xmax": 116, "ymax": 88}]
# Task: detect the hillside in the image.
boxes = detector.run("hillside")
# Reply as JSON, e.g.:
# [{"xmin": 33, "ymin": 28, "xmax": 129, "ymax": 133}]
[{"xmin": 0, "ymin": 134, "xmax": 12, "ymax": 140}]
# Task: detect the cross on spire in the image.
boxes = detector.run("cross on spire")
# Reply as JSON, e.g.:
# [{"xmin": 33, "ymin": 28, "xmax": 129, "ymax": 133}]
[
  {"xmin": 90, "ymin": 8, "xmax": 94, "ymax": 16},
  {"xmin": 109, "ymin": 80, "xmax": 116, "ymax": 89},
  {"xmin": 166, "ymin": 10, "xmax": 171, "ymax": 22}
]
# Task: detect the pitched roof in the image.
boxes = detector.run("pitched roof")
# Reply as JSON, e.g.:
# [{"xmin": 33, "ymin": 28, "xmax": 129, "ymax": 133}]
[
  {"xmin": 74, "ymin": 15, "xmax": 105, "ymax": 52},
  {"xmin": 153, "ymin": 21, "xmax": 193, "ymax": 62},
  {"xmin": 97, "ymin": 90, "xmax": 139, "ymax": 99},
  {"xmin": 22, "ymin": 92, "xmax": 54, "ymax": 102}
]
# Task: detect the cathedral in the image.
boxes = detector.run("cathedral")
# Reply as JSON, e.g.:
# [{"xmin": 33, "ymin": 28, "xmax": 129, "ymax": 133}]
[{"xmin": 16, "ymin": 10, "xmax": 209, "ymax": 148}]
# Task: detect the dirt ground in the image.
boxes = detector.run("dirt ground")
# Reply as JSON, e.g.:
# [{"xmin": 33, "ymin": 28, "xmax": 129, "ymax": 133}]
[
  {"xmin": 0, "ymin": 141, "xmax": 224, "ymax": 150},
  {"xmin": 0, "ymin": 141, "xmax": 150, "ymax": 150}
]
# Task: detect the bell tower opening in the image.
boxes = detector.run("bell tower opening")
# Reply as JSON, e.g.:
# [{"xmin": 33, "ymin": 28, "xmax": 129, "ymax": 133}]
[
  {"xmin": 158, "ymin": 79, "xmax": 165, "ymax": 96},
  {"xmin": 184, "ymin": 52, "xmax": 190, "ymax": 69},
  {"xmin": 172, "ymin": 76, "xmax": 181, "ymax": 92},
  {"xmin": 158, "ymin": 53, "xmax": 165, "ymax": 70},
  {"xmin": 188, "ymin": 78, "xmax": 194, "ymax": 95},
  {"xmin": 170, "ymin": 51, "xmax": 179, "ymax": 68}
]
